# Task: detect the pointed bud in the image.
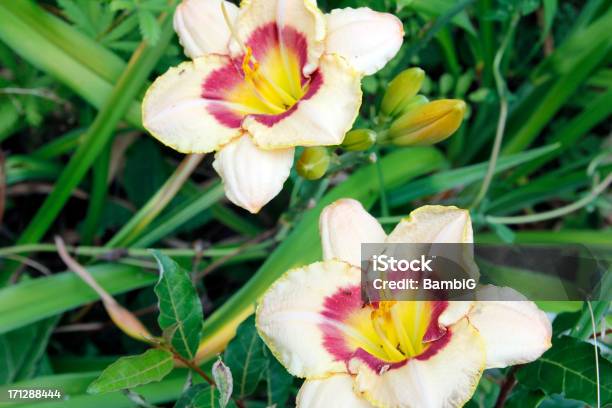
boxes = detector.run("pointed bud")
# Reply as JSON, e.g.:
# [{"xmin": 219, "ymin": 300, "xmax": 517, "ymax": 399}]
[
  {"xmin": 341, "ymin": 129, "xmax": 377, "ymax": 151},
  {"xmin": 297, "ymin": 147, "xmax": 330, "ymax": 180},
  {"xmin": 380, "ymin": 67, "xmax": 425, "ymax": 117},
  {"xmin": 387, "ymin": 99, "xmax": 466, "ymax": 146},
  {"xmin": 393, "ymin": 94, "xmax": 429, "ymax": 117}
]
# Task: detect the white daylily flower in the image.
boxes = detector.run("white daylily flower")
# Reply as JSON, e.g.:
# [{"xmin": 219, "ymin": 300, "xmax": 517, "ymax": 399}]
[
  {"xmin": 143, "ymin": 0, "xmax": 404, "ymax": 213},
  {"xmin": 256, "ymin": 199, "xmax": 552, "ymax": 408},
  {"xmin": 212, "ymin": 135, "xmax": 294, "ymax": 214}
]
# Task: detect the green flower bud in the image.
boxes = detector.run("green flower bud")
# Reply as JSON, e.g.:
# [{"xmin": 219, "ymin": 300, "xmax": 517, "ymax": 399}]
[
  {"xmin": 393, "ymin": 94, "xmax": 429, "ymax": 117},
  {"xmin": 388, "ymin": 99, "xmax": 466, "ymax": 146},
  {"xmin": 341, "ymin": 129, "xmax": 377, "ymax": 151},
  {"xmin": 380, "ymin": 67, "xmax": 425, "ymax": 117},
  {"xmin": 297, "ymin": 147, "xmax": 330, "ymax": 180}
]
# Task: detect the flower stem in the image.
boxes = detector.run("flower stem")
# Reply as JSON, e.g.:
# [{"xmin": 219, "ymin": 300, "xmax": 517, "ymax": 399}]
[
  {"xmin": 172, "ymin": 351, "xmax": 215, "ymax": 386},
  {"xmin": 485, "ymin": 173, "xmax": 611, "ymax": 225},
  {"xmin": 494, "ymin": 366, "xmax": 518, "ymax": 408},
  {"xmin": 471, "ymin": 12, "xmax": 520, "ymax": 209}
]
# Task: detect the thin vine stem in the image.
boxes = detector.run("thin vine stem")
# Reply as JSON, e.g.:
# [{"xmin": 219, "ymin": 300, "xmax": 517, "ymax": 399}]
[
  {"xmin": 471, "ymin": 12, "xmax": 520, "ymax": 209},
  {"xmin": 485, "ymin": 173, "xmax": 611, "ymax": 225}
]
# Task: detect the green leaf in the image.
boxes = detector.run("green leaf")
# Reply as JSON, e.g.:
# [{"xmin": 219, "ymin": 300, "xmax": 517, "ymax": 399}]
[
  {"xmin": 212, "ymin": 358, "xmax": 233, "ymax": 408},
  {"xmin": 0, "ymin": 264, "xmax": 155, "ymax": 334},
  {"xmin": 223, "ymin": 316, "xmax": 267, "ymax": 398},
  {"xmin": 516, "ymin": 336, "xmax": 612, "ymax": 406},
  {"xmin": 88, "ymin": 349, "xmax": 174, "ymax": 394},
  {"xmin": 174, "ymin": 383, "xmax": 237, "ymax": 408},
  {"xmin": 505, "ymin": 386, "xmax": 545, "ymax": 408},
  {"xmin": 0, "ymin": 316, "xmax": 58, "ymax": 384},
  {"xmin": 57, "ymin": 0, "xmax": 93, "ymax": 36},
  {"xmin": 265, "ymin": 354, "xmax": 293, "ymax": 407},
  {"xmin": 138, "ymin": 10, "xmax": 160, "ymax": 45},
  {"xmin": 388, "ymin": 144, "xmax": 559, "ymax": 206},
  {"xmin": 152, "ymin": 251, "xmax": 203, "ymax": 361},
  {"xmin": 123, "ymin": 138, "xmax": 169, "ymax": 208}
]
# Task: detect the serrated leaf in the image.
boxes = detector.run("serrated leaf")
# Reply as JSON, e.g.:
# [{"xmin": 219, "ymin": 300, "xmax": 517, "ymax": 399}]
[
  {"xmin": 223, "ymin": 316, "xmax": 267, "ymax": 398},
  {"xmin": 137, "ymin": 10, "xmax": 160, "ymax": 45},
  {"xmin": 152, "ymin": 251, "xmax": 203, "ymax": 361},
  {"xmin": 516, "ymin": 336, "xmax": 612, "ymax": 405},
  {"xmin": 57, "ymin": 0, "xmax": 94, "ymax": 36},
  {"xmin": 88, "ymin": 349, "xmax": 174, "ymax": 394},
  {"xmin": 212, "ymin": 358, "xmax": 233, "ymax": 408},
  {"xmin": 103, "ymin": 14, "xmax": 139, "ymax": 43},
  {"xmin": 174, "ymin": 383, "xmax": 237, "ymax": 408}
]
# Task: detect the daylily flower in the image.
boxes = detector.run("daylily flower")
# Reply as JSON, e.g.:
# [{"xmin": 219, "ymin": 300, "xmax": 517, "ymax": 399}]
[
  {"xmin": 142, "ymin": 0, "xmax": 404, "ymax": 213},
  {"xmin": 256, "ymin": 199, "xmax": 552, "ymax": 408}
]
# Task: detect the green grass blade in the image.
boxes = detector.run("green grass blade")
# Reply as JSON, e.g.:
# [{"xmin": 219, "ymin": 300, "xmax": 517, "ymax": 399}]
[
  {"xmin": 477, "ymin": 230, "xmax": 612, "ymax": 244},
  {"xmin": 2, "ymin": 0, "xmax": 126, "ymax": 81},
  {"xmin": 488, "ymin": 163, "xmax": 612, "ymax": 215},
  {"xmin": 388, "ymin": 144, "xmax": 559, "ymax": 206},
  {"xmin": 106, "ymin": 154, "xmax": 205, "ymax": 249},
  {"xmin": 211, "ymin": 204, "xmax": 264, "ymax": 237},
  {"xmin": 511, "ymin": 87, "xmax": 612, "ymax": 178},
  {"xmin": 132, "ymin": 182, "xmax": 224, "ymax": 248},
  {"xmin": 81, "ymin": 141, "xmax": 112, "ymax": 244},
  {"xmin": 11, "ymin": 15, "xmax": 175, "ymax": 266},
  {"xmin": 0, "ymin": 264, "xmax": 156, "ymax": 334},
  {"xmin": 0, "ymin": 3, "xmax": 141, "ymax": 127}
]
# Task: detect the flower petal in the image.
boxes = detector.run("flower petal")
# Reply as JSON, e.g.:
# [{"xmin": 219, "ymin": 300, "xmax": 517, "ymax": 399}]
[
  {"xmin": 142, "ymin": 56, "xmax": 243, "ymax": 153},
  {"xmin": 230, "ymin": 0, "xmax": 326, "ymax": 75},
  {"xmin": 244, "ymin": 54, "xmax": 362, "ymax": 149},
  {"xmin": 438, "ymin": 301, "xmax": 473, "ymax": 327},
  {"xmin": 256, "ymin": 260, "xmax": 361, "ymax": 378},
  {"xmin": 470, "ymin": 286, "xmax": 552, "ymax": 369},
  {"xmin": 350, "ymin": 318, "xmax": 485, "ymax": 408},
  {"xmin": 173, "ymin": 0, "xmax": 238, "ymax": 58},
  {"xmin": 297, "ymin": 375, "xmax": 374, "ymax": 408},
  {"xmin": 387, "ymin": 205, "xmax": 473, "ymax": 244},
  {"xmin": 386, "ymin": 205, "xmax": 479, "ymax": 281},
  {"xmin": 212, "ymin": 134, "xmax": 294, "ymax": 213},
  {"xmin": 319, "ymin": 198, "xmax": 386, "ymax": 267},
  {"xmin": 325, "ymin": 7, "xmax": 404, "ymax": 75}
]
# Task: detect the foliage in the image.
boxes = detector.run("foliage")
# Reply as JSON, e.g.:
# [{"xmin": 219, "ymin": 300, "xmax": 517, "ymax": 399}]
[
  {"xmin": 0, "ymin": 0, "xmax": 610, "ymax": 406},
  {"xmin": 87, "ymin": 348, "xmax": 174, "ymax": 394}
]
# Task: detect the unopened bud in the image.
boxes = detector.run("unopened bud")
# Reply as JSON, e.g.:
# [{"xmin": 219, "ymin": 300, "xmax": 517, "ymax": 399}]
[
  {"xmin": 388, "ymin": 99, "xmax": 466, "ymax": 146},
  {"xmin": 381, "ymin": 67, "xmax": 425, "ymax": 117},
  {"xmin": 393, "ymin": 94, "xmax": 429, "ymax": 117},
  {"xmin": 342, "ymin": 129, "xmax": 377, "ymax": 151},
  {"xmin": 297, "ymin": 147, "xmax": 330, "ymax": 180}
]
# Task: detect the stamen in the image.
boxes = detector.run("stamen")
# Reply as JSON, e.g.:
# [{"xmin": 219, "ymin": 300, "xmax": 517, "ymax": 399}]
[
  {"xmin": 371, "ymin": 308, "xmax": 404, "ymax": 361},
  {"xmin": 220, "ymin": 2, "xmax": 302, "ymax": 113},
  {"xmin": 390, "ymin": 305, "xmax": 417, "ymax": 357}
]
